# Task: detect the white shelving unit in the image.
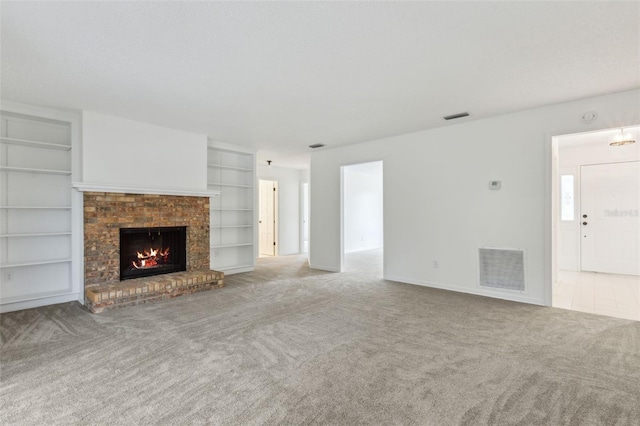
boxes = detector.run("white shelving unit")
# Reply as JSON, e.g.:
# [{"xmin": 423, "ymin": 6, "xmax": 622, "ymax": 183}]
[
  {"xmin": 0, "ymin": 109, "xmax": 76, "ymax": 310},
  {"xmin": 207, "ymin": 143, "xmax": 256, "ymax": 274}
]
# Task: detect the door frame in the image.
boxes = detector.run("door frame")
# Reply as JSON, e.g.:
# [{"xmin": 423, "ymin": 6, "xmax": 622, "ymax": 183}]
[
  {"xmin": 339, "ymin": 160, "xmax": 384, "ymax": 273},
  {"xmin": 549, "ymin": 125, "xmax": 639, "ymax": 306}
]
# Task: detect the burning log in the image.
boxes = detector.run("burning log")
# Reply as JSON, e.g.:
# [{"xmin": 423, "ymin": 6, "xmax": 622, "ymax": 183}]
[{"xmin": 131, "ymin": 247, "xmax": 170, "ymax": 269}]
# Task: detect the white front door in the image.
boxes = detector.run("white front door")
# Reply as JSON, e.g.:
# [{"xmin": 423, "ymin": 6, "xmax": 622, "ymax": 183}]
[
  {"xmin": 581, "ymin": 161, "xmax": 640, "ymax": 275},
  {"xmin": 259, "ymin": 180, "xmax": 276, "ymax": 256}
]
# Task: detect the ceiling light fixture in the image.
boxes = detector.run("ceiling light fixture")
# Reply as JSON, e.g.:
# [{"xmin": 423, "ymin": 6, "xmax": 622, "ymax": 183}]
[
  {"xmin": 308, "ymin": 143, "xmax": 325, "ymax": 149},
  {"xmin": 609, "ymin": 128, "xmax": 636, "ymax": 146},
  {"xmin": 267, "ymin": 160, "xmax": 272, "ymax": 166}
]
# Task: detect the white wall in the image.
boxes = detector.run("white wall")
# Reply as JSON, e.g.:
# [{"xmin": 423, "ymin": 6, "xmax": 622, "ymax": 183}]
[
  {"xmin": 343, "ymin": 161, "xmax": 383, "ymax": 253},
  {"xmin": 82, "ymin": 111, "xmax": 207, "ymax": 190},
  {"xmin": 557, "ymin": 127, "xmax": 640, "ymax": 270},
  {"xmin": 256, "ymin": 164, "xmax": 303, "ymax": 255},
  {"xmin": 310, "ymin": 89, "xmax": 640, "ymax": 306}
]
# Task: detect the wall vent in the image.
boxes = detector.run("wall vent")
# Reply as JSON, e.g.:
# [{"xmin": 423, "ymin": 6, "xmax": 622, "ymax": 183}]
[
  {"xmin": 443, "ymin": 112, "xmax": 469, "ymax": 120},
  {"xmin": 308, "ymin": 143, "xmax": 325, "ymax": 149},
  {"xmin": 478, "ymin": 248, "xmax": 525, "ymax": 292}
]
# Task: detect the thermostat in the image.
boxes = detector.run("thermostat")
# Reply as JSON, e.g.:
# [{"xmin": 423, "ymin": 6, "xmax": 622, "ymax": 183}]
[{"xmin": 489, "ymin": 180, "xmax": 501, "ymax": 190}]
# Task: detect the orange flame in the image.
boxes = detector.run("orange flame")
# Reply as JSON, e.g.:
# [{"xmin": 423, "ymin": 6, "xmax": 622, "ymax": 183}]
[{"xmin": 131, "ymin": 247, "xmax": 170, "ymax": 269}]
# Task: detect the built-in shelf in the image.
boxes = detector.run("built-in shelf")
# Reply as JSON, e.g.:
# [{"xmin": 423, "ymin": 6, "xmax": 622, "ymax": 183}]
[
  {"xmin": 208, "ymin": 144, "xmax": 256, "ymax": 274},
  {"xmin": 1, "ymin": 108, "xmax": 76, "ymax": 312},
  {"xmin": 207, "ymin": 163, "xmax": 252, "ymax": 172},
  {"xmin": 207, "ymin": 182, "xmax": 252, "ymax": 188},
  {"xmin": 0, "ymin": 206, "xmax": 71, "ymax": 210},
  {"xmin": 0, "ymin": 137, "xmax": 72, "ymax": 151},
  {"xmin": 0, "ymin": 258, "xmax": 72, "ymax": 268},
  {"xmin": 0, "ymin": 166, "xmax": 71, "ymax": 175},
  {"xmin": 211, "ymin": 243, "xmax": 253, "ymax": 249},
  {"xmin": 0, "ymin": 232, "xmax": 72, "ymax": 238}
]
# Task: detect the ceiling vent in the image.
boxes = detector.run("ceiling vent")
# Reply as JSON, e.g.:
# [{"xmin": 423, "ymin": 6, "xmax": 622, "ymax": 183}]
[
  {"xmin": 308, "ymin": 143, "xmax": 325, "ymax": 149},
  {"xmin": 443, "ymin": 112, "xmax": 470, "ymax": 121}
]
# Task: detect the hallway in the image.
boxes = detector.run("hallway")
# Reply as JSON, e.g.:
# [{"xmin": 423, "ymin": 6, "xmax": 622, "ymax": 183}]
[{"xmin": 554, "ymin": 270, "xmax": 640, "ymax": 321}]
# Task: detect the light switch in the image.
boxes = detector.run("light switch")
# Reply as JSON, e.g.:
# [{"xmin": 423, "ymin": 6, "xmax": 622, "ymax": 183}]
[{"xmin": 489, "ymin": 180, "xmax": 501, "ymax": 190}]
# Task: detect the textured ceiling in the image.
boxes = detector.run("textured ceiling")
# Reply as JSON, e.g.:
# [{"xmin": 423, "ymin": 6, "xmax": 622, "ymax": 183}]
[{"xmin": 1, "ymin": 1, "xmax": 639, "ymax": 168}]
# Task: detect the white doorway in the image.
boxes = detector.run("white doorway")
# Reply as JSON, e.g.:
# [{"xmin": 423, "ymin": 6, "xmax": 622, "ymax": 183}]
[
  {"xmin": 259, "ymin": 180, "xmax": 277, "ymax": 257},
  {"xmin": 340, "ymin": 161, "xmax": 383, "ymax": 274},
  {"xmin": 552, "ymin": 126, "xmax": 640, "ymax": 321}
]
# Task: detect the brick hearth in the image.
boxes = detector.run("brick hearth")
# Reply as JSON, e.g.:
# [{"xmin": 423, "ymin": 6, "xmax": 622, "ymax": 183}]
[
  {"xmin": 85, "ymin": 270, "xmax": 224, "ymax": 314},
  {"xmin": 83, "ymin": 192, "xmax": 223, "ymax": 312}
]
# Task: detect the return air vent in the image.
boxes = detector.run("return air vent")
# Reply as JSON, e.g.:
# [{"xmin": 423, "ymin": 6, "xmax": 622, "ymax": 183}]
[
  {"xmin": 443, "ymin": 112, "xmax": 469, "ymax": 120},
  {"xmin": 478, "ymin": 248, "xmax": 525, "ymax": 292},
  {"xmin": 308, "ymin": 143, "xmax": 325, "ymax": 149}
]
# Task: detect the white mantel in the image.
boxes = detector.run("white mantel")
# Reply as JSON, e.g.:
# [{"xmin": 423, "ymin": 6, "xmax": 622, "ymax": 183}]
[{"xmin": 72, "ymin": 182, "xmax": 220, "ymax": 198}]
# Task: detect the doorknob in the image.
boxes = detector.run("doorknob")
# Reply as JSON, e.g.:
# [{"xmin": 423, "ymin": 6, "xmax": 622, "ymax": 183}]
[
  {"xmin": 582, "ymin": 222, "xmax": 588, "ymax": 225},
  {"xmin": 582, "ymin": 214, "xmax": 587, "ymax": 218}
]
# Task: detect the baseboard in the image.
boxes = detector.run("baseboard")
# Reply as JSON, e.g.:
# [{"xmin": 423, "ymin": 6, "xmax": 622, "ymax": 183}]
[
  {"xmin": 0, "ymin": 293, "xmax": 81, "ymax": 314},
  {"xmin": 218, "ymin": 266, "xmax": 254, "ymax": 275},
  {"xmin": 383, "ymin": 274, "xmax": 546, "ymax": 306},
  {"xmin": 309, "ymin": 264, "xmax": 340, "ymax": 272}
]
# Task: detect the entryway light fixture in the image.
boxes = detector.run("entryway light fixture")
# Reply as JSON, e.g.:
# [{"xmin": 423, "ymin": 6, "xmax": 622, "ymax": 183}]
[
  {"xmin": 609, "ymin": 128, "xmax": 636, "ymax": 146},
  {"xmin": 267, "ymin": 160, "xmax": 272, "ymax": 166}
]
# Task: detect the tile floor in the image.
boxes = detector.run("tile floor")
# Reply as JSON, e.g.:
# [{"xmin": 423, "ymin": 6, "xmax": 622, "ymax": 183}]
[{"xmin": 554, "ymin": 270, "xmax": 640, "ymax": 321}]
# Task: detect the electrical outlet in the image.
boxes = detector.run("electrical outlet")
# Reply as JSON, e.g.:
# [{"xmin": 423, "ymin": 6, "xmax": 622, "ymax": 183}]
[{"xmin": 433, "ymin": 261, "xmax": 439, "ymax": 269}]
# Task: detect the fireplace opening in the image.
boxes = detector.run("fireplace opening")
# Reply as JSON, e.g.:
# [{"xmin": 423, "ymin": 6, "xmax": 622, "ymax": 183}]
[{"xmin": 120, "ymin": 226, "xmax": 187, "ymax": 280}]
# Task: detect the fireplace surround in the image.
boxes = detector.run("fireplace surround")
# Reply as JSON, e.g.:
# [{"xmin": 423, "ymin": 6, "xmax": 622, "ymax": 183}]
[
  {"xmin": 84, "ymin": 192, "xmax": 210, "ymax": 286},
  {"xmin": 82, "ymin": 192, "xmax": 222, "ymax": 312}
]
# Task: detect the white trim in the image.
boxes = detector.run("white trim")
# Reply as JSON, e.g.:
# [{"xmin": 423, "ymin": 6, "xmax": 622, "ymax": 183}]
[
  {"xmin": 207, "ymin": 139, "xmax": 255, "ymax": 155},
  {"xmin": 215, "ymin": 265, "xmax": 254, "ymax": 275},
  {"xmin": 72, "ymin": 182, "xmax": 220, "ymax": 197},
  {"xmin": 384, "ymin": 274, "xmax": 546, "ymax": 306},
  {"xmin": 72, "ymin": 189, "xmax": 84, "ymax": 305},
  {"xmin": 0, "ymin": 99, "xmax": 81, "ymax": 123},
  {"xmin": 0, "ymin": 293, "xmax": 81, "ymax": 313},
  {"xmin": 309, "ymin": 263, "xmax": 340, "ymax": 272}
]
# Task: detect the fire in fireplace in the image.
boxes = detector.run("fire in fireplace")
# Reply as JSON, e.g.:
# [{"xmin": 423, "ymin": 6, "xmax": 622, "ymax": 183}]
[{"xmin": 120, "ymin": 226, "xmax": 187, "ymax": 280}]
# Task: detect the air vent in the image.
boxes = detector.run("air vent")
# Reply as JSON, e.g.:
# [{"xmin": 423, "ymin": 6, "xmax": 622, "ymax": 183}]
[
  {"xmin": 308, "ymin": 143, "xmax": 325, "ymax": 149},
  {"xmin": 478, "ymin": 248, "xmax": 525, "ymax": 292},
  {"xmin": 443, "ymin": 112, "xmax": 470, "ymax": 120}
]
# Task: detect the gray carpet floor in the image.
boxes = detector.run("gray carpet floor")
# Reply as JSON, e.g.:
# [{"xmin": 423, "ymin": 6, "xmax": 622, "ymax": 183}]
[{"xmin": 1, "ymin": 251, "xmax": 639, "ymax": 425}]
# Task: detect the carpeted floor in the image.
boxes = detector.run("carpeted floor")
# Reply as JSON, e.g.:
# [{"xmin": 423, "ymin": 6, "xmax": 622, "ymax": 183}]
[{"xmin": 1, "ymin": 252, "xmax": 639, "ymax": 425}]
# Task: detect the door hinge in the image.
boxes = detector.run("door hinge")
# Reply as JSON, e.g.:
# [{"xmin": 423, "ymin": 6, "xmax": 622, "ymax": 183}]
[
  {"xmin": 273, "ymin": 187, "xmax": 276, "ymax": 191},
  {"xmin": 273, "ymin": 242, "xmax": 276, "ymax": 246}
]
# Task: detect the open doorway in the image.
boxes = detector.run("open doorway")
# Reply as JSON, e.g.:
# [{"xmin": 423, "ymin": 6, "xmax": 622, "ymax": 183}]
[
  {"xmin": 259, "ymin": 180, "xmax": 278, "ymax": 257},
  {"xmin": 552, "ymin": 125, "xmax": 639, "ymax": 321},
  {"xmin": 340, "ymin": 161, "xmax": 383, "ymax": 275}
]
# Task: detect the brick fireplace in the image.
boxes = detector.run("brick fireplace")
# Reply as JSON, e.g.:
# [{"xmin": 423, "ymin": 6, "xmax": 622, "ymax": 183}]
[{"xmin": 82, "ymin": 192, "xmax": 223, "ymax": 313}]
